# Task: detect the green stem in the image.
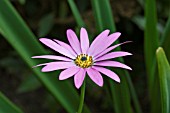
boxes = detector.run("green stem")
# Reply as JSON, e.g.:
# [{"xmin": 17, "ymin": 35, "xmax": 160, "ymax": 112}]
[{"xmin": 77, "ymin": 81, "xmax": 86, "ymax": 113}]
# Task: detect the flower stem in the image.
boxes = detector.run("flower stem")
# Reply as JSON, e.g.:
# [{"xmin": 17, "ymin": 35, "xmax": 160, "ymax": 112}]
[{"xmin": 77, "ymin": 81, "xmax": 86, "ymax": 113}]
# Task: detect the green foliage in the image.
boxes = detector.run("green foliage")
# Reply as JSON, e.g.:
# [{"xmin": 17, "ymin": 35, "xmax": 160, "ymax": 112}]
[
  {"xmin": 144, "ymin": 0, "xmax": 161, "ymax": 112},
  {"xmin": 18, "ymin": 0, "xmax": 26, "ymax": 5},
  {"xmin": 67, "ymin": 0, "xmax": 85, "ymax": 27},
  {"xmin": 91, "ymin": 0, "xmax": 115, "ymax": 32},
  {"xmin": 162, "ymin": 14, "xmax": 170, "ymax": 62},
  {"xmin": 156, "ymin": 47, "xmax": 170, "ymax": 113},
  {"xmin": 38, "ymin": 13, "xmax": 55, "ymax": 37},
  {"xmin": 0, "ymin": 0, "xmax": 90, "ymax": 113},
  {"xmin": 0, "ymin": 92, "xmax": 23, "ymax": 113},
  {"xmin": 17, "ymin": 74, "xmax": 41, "ymax": 93},
  {"xmin": 91, "ymin": 1, "xmax": 131, "ymax": 113},
  {"xmin": 91, "ymin": 1, "xmax": 142, "ymax": 113},
  {"xmin": 0, "ymin": 0, "xmax": 170, "ymax": 113}
]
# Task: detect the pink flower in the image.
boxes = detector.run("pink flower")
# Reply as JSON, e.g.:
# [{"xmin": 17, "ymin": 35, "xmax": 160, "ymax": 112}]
[{"xmin": 32, "ymin": 28, "xmax": 132, "ymax": 89}]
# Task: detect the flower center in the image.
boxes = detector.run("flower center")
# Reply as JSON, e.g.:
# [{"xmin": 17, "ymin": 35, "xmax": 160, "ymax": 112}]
[{"xmin": 74, "ymin": 54, "xmax": 93, "ymax": 68}]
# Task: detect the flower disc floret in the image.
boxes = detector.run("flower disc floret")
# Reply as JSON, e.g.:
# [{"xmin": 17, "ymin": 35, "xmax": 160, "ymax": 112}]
[{"xmin": 74, "ymin": 54, "xmax": 93, "ymax": 68}]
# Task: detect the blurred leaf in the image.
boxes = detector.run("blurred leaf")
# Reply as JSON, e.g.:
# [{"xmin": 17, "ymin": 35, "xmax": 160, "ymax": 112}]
[
  {"xmin": 156, "ymin": 47, "xmax": 170, "ymax": 113},
  {"xmin": 67, "ymin": 0, "xmax": 85, "ymax": 27},
  {"xmin": 17, "ymin": 74, "xmax": 41, "ymax": 93},
  {"xmin": 59, "ymin": 1, "xmax": 68, "ymax": 19},
  {"xmin": 91, "ymin": 0, "xmax": 115, "ymax": 32},
  {"xmin": 18, "ymin": 0, "xmax": 26, "ymax": 5},
  {"xmin": 162, "ymin": 14, "xmax": 170, "ymax": 62},
  {"xmin": 144, "ymin": 0, "xmax": 160, "ymax": 112},
  {"xmin": 0, "ymin": 92, "xmax": 23, "ymax": 113},
  {"xmin": 38, "ymin": 13, "xmax": 55, "ymax": 37},
  {"xmin": 0, "ymin": 55, "xmax": 28, "ymax": 74},
  {"xmin": 132, "ymin": 15, "xmax": 164, "ymax": 33},
  {"xmin": 0, "ymin": 0, "xmax": 90, "ymax": 113},
  {"xmin": 91, "ymin": 1, "xmax": 142, "ymax": 113},
  {"xmin": 132, "ymin": 15, "xmax": 145, "ymax": 30},
  {"xmin": 77, "ymin": 0, "xmax": 89, "ymax": 12}
]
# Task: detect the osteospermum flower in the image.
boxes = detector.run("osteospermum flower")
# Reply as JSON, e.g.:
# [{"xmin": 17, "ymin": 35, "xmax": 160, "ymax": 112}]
[{"xmin": 32, "ymin": 28, "xmax": 132, "ymax": 89}]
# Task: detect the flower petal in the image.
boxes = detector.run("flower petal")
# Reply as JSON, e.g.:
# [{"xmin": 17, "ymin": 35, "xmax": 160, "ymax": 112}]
[
  {"xmin": 59, "ymin": 66, "xmax": 80, "ymax": 80},
  {"xmin": 86, "ymin": 68, "xmax": 103, "ymax": 86},
  {"xmin": 54, "ymin": 39, "xmax": 77, "ymax": 57},
  {"xmin": 92, "ymin": 66, "xmax": 120, "ymax": 82},
  {"xmin": 93, "ymin": 32, "xmax": 121, "ymax": 56},
  {"xmin": 88, "ymin": 32, "xmax": 121, "ymax": 56},
  {"xmin": 74, "ymin": 68, "xmax": 86, "ymax": 89},
  {"xmin": 94, "ymin": 60, "xmax": 132, "ymax": 70},
  {"xmin": 41, "ymin": 61, "xmax": 75, "ymax": 72},
  {"xmin": 87, "ymin": 30, "xmax": 110, "ymax": 56},
  {"xmin": 32, "ymin": 55, "xmax": 72, "ymax": 61},
  {"xmin": 80, "ymin": 28, "xmax": 89, "ymax": 54},
  {"xmin": 95, "ymin": 51, "xmax": 132, "ymax": 62},
  {"xmin": 67, "ymin": 29, "xmax": 81, "ymax": 55},
  {"xmin": 94, "ymin": 41, "xmax": 132, "ymax": 59},
  {"xmin": 40, "ymin": 38, "xmax": 75, "ymax": 59}
]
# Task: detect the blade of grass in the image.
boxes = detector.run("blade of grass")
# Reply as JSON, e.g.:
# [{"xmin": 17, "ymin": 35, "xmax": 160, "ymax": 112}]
[
  {"xmin": 0, "ymin": 92, "xmax": 23, "ymax": 113},
  {"xmin": 144, "ymin": 0, "xmax": 160, "ymax": 112},
  {"xmin": 156, "ymin": 47, "xmax": 170, "ymax": 113},
  {"xmin": 67, "ymin": 0, "xmax": 85, "ymax": 27},
  {"xmin": 0, "ymin": 0, "xmax": 90, "ymax": 113},
  {"xmin": 162, "ymin": 14, "xmax": 170, "ymax": 62},
  {"xmin": 91, "ymin": 1, "xmax": 142, "ymax": 113},
  {"xmin": 17, "ymin": 74, "xmax": 41, "ymax": 93}
]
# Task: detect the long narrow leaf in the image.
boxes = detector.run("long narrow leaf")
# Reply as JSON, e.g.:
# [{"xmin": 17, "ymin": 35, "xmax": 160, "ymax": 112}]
[
  {"xmin": 144, "ymin": 0, "xmax": 160, "ymax": 112},
  {"xmin": 162, "ymin": 14, "xmax": 170, "ymax": 62},
  {"xmin": 0, "ymin": 0, "xmax": 90, "ymax": 113},
  {"xmin": 144, "ymin": 0, "xmax": 159, "ymax": 85},
  {"xmin": 67, "ymin": 0, "xmax": 85, "ymax": 27},
  {"xmin": 156, "ymin": 47, "xmax": 170, "ymax": 113},
  {"xmin": 0, "ymin": 92, "xmax": 23, "ymax": 113},
  {"xmin": 91, "ymin": 1, "xmax": 142, "ymax": 113},
  {"xmin": 91, "ymin": 0, "xmax": 115, "ymax": 32}
]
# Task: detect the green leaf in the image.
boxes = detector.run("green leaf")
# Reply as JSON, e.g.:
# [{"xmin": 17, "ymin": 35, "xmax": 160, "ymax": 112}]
[
  {"xmin": 0, "ymin": 0, "xmax": 90, "ymax": 113},
  {"xmin": 91, "ymin": 1, "xmax": 142, "ymax": 113},
  {"xmin": 38, "ymin": 13, "xmax": 55, "ymax": 37},
  {"xmin": 132, "ymin": 15, "xmax": 164, "ymax": 33},
  {"xmin": 144, "ymin": 0, "xmax": 160, "ymax": 112},
  {"xmin": 144, "ymin": 0, "xmax": 159, "ymax": 87},
  {"xmin": 17, "ymin": 74, "xmax": 41, "ymax": 93},
  {"xmin": 67, "ymin": 0, "xmax": 85, "ymax": 27},
  {"xmin": 18, "ymin": 0, "xmax": 26, "ymax": 5},
  {"xmin": 0, "ymin": 92, "xmax": 23, "ymax": 113},
  {"xmin": 91, "ymin": 0, "xmax": 115, "ymax": 32},
  {"xmin": 156, "ymin": 47, "xmax": 170, "ymax": 113},
  {"xmin": 162, "ymin": 14, "xmax": 170, "ymax": 62}
]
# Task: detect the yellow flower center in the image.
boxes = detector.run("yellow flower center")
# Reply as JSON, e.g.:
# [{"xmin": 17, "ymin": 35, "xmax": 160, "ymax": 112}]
[{"xmin": 74, "ymin": 54, "xmax": 93, "ymax": 68}]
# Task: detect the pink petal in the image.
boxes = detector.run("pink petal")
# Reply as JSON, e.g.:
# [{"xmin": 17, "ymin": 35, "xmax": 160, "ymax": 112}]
[
  {"xmin": 94, "ymin": 61, "xmax": 132, "ymax": 70},
  {"xmin": 74, "ymin": 68, "xmax": 86, "ymax": 89},
  {"xmin": 54, "ymin": 39, "xmax": 77, "ymax": 57},
  {"xmin": 87, "ymin": 30, "xmax": 110, "ymax": 56},
  {"xmin": 88, "ymin": 32, "xmax": 121, "ymax": 56},
  {"xmin": 86, "ymin": 68, "xmax": 103, "ymax": 86},
  {"xmin": 32, "ymin": 55, "xmax": 72, "ymax": 61},
  {"xmin": 59, "ymin": 66, "xmax": 80, "ymax": 80},
  {"xmin": 95, "ymin": 51, "xmax": 132, "ymax": 61},
  {"xmin": 32, "ymin": 63, "xmax": 48, "ymax": 68},
  {"xmin": 94, "ymin": 41, "xmax": 132, "ymax": 59},
  {"xmin": 92, "ymin": 66, "xmax": 120, "ymax": 82},
  {"xmin": 80, "ymin": 28, "xmax": 89, "ymax": 54},
  {"xmin": 40, "ymin": 38, "xmax": 75, "ymax": 59},
  {"xmin": 41, "ymin": 61, "xmax": 75, "ymax": 72},
  {"xmin": 67, "ymin": 29, "xmax": 81, "ymax": 55}
]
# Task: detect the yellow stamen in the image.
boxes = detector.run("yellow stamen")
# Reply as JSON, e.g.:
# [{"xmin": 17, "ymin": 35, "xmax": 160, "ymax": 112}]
[{"xmin": 74, "ymin": 54, "xmax": 93, "ymax": 68}]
